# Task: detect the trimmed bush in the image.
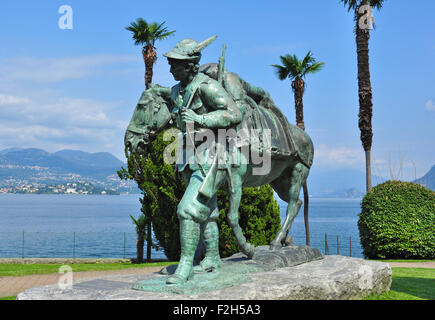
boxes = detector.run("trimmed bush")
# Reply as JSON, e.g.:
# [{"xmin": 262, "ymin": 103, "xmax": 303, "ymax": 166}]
[
  {"xmin": 217, "ymin": 186, "xmax": 282, "ymax": 258},
  {"xmin": 358, "ymin": 180, "xmax": 435, "ymax": 259}
]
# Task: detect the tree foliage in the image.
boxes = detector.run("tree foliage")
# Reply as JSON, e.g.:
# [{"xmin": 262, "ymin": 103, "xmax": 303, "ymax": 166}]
[
  {"xmin": 271, "ymin": 51, "xmax": 324, "ymax": 83},
  {"xmin": 125, "ymin": 18, "xmax": 175, "ymax": 47},
  {"xmin": 340, "ymin": 0, "xmax": 384, "ymax": 12},
  {"xmin": 358, "ymin": 180, "xmax": 435, "ymax": 259},
  {"xmin": 217, "ymin": 185, "xmax": 282, "ymax": 258},
  {"xmin": 118, "ymin": 129, "xmax": 185, "ymax": 261}
]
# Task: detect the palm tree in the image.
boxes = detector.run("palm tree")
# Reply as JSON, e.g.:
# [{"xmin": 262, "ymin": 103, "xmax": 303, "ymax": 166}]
[
  {"xmin": 125, "ymin": 18, "xmax": 175, "ymax": 89},
  {"xmin": 341, "ymin": 0, "xmax": 385, "ymax": 192},
  {"xmin": 130, "ymin": 214, "xmax": 147, "ymax": 263},
  {"xmin": 271, "ymin": 51, "xmax": 324, "ymax": 246},
  {"xmin": 125, "ymin": 19, "xmax": 174, "ymax": 261}
]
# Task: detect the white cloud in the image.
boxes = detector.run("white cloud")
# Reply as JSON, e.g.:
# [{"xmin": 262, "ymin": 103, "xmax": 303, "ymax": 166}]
[
  {"xmin": 0, "ymin": 94, "xmax": 29, "ymax": 105},
  {"xmin": 0, "ymin": 91, "xmax": 127, "ymax": 155},
  {"xmin": 0, "ymin": 54, "xmax": 141, "ymax": 159},
  {"xmin": 314, "ymin": 144, "xmax": 365, "ymax": 169},
  {"xmin": 0, "ymin": 54, "xmax": 136, "ymax": 83},
  {"xmin": 425, "ymin": 99, "xmax": 435, "ymax": 111}
]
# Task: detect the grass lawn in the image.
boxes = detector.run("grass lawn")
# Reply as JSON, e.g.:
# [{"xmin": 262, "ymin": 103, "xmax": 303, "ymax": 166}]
[
  {"xmin": 374, "ymin": 259, "xmax": 433, "ymax": 263},
  {"xmin": 364, "ymin": 267, "xmax": 435, "ymax": 300},
  {"xmin": 0, "ymin": 296, "xmax": 16, "ymax": 300},
  {"xmin": 0, "ymin": 261, "xmax": 175, "ymax": 277}
]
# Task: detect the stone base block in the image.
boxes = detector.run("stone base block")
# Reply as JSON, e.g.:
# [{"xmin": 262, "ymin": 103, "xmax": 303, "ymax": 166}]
[{"xmin": 17, "ymin": 254, "xmax": 391, "ymax": 300}]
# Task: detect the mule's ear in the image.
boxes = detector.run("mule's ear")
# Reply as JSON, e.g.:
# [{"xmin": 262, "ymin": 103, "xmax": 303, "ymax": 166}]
[{"xmin": 138, "ymin": 88, "xmax": 155, "ymax": 104}]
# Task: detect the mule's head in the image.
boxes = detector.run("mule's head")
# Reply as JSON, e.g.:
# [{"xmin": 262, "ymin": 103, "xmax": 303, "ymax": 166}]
[{"xmin": 124, "ymin": 86, "xmax": 172, "ymax": 155}]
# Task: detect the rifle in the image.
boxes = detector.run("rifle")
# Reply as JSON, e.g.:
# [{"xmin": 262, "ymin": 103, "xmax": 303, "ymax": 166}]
[
  {"xmin": 199, "ymin": 44, "xmax": 235, "ymax": 198},
  {"xmin": 217, "ymin": 44, "xmax": 226, "ymax": 84}
]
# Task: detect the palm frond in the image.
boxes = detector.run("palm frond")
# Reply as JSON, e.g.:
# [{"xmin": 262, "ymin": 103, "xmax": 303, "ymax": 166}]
[
  {"xmin": 272, "ymin": 51, "xmax": 325, "ymax": 81},
  {"xmin": 341, "ymin": 0, "xmax": 359, "ymax": 12},
  {"xmin": 130, "ymin": 214, "xmax": 147, "ymax": 235},
  {"xmin": 271, "ymin": 64, "xmax": 289, "ymax": 81},
  {"xmin": 281, "ymin": 54, "xmax": 302, "ymax": 78},
  {"xmin": 341, "ymin": 0, "xmax": 384, "ymax": 12},
  {"xmin": 125, "ymin": 18, "xmax": 175, "ymax": 47},
  {"xmin": 301, "ymin": 51, "xmax": 315, "ymax": 69},
  {"xmin": 302, "ymin": 62, "xmax": 325, "ymax": 77},
  {"xmin": 370, "ymin": 0, "xmax": 384, "ymax": 10}
]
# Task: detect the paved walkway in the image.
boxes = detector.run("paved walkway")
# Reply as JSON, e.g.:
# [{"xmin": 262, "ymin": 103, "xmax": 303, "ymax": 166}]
[{"xmin": 0, "ymin": 266, "xmax": 163, "ymax": 298}]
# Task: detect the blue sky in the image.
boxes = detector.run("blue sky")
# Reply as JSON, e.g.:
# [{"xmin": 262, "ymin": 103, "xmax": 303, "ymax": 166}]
[{"xmin": 0, "ymin": 0, "xmax": 434, "ymax": 180}]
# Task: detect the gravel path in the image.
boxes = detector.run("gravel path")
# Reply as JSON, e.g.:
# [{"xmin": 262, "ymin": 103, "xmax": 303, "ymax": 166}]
[{"xmin": 0, "ymin": 266, "xmax": 163, "ymax": 298}]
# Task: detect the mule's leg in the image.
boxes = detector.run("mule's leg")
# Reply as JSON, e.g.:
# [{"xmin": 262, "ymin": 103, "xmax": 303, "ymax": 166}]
[
  {"xmin": 227, "ymin": 184, "xmax": 255, "ymax": 258},
  {"xmin": 270, "ymin": 162, "xmax": 309, "ymax": 250}
]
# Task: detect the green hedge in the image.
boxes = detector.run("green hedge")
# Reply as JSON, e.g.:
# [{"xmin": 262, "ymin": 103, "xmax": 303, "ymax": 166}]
[
  {"xmin": 217, "ymin": 186, "xmax": 281, "ymax": 258},
  {"xmin": 358, "ymin": 180, "xmax": 435, "ymax": 259}
]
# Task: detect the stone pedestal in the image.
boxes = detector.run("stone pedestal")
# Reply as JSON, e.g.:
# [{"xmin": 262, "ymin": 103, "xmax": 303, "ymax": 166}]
[{"xmin": 17, "ymin": 246, "xmax": 392, "ymax": 300}]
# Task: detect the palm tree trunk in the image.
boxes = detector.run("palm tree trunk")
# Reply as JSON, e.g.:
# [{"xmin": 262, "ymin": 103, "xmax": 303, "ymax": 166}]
[
  {"xmin": 137, "ymin": 234, "xmax": 144, "ymax": 263},
  {"xmin": 355, "ymin": 8, "xmax": 374, "ymax": 192},
  {"xmin": 293, "ymin": 78, "xmax": 306, "ymax": 131},
  {"xmin": 142, "ymin": 44, "xmax": 157, "ymax": 90},
  {"xmin": 146, "ymin": 221, "xmax": 152, "ymax": 262}
]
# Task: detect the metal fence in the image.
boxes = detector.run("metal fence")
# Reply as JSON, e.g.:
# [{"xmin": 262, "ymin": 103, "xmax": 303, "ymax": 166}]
[
  {"xmin": 0, "ymin": 231, "xmax": 163, "ymax": 260},
  {"xmin": 0, "ymin": 231, "xmax": 364, "ymax": 260},
  {"xmin": 288, "ymin": 233, "xmax": 363, "ymax": 258}
]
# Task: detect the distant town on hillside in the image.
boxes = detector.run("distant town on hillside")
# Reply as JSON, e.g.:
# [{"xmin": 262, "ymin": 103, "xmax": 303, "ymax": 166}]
[
  {"xmin": 0, "ymin": 148, "xmax": 138, "ymax": 195},
  {"xmin": 0, "ymin": 147, "xmax": 433, "ymax": 196}
]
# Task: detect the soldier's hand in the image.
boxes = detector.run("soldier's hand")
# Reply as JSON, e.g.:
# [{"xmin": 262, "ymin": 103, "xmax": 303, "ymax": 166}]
[{"xmin": 181, "ymin": 109, "xmax": 200, "ymax": 123}]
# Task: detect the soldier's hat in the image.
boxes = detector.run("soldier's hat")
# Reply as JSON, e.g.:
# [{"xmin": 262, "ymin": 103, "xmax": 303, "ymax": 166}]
[{"xmin": 163, "ymin": 35, "xmax": 217, "ymax": 62}]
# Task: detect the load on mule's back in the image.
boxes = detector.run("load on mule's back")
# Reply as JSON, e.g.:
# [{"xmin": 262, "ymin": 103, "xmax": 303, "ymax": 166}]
[{"xmin": 124, "ymin": 35, "xmax": 314, "ymax": 285}]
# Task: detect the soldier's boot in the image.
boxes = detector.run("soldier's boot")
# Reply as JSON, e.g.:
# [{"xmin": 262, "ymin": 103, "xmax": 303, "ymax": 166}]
[
  {"xmin": 166, "ymin": 218, "xmax": 199, "ymax": 285},
  {"xmin": 194, "ymin": 220, "xmax": 222, "ymax": 273}
]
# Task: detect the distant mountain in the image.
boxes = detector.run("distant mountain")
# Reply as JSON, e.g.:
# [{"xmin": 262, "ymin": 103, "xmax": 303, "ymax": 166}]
[
  {"xmin": 0, "ymin": 148, "xmax": 139, "ymax": 194},
  {"xmin": 1, "ymin": 148, "xmax": 125, "ymax": 179},
  {"xmin": 54, "ymin": 150, "xmax": 124, "ymax": 170},
  {"xmin": 414, "ymin": 165, "xmax": 435, "ymax": 190},
  {"xmin": 0, "ymin": 147, "xmax": 24, "ymax": 155},
  {"xmin": 3, "ymin": 148, "xmax": 70, "ymax": 168},
  {"xmin": 306, "ymin": 167, "xmax": 384, "ymax": 198}
]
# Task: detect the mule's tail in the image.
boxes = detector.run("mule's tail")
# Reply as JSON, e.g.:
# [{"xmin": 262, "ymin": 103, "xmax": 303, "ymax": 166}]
[{"xmin": 303, "ymin": 181, "xmax": 310, "ymax": 246}]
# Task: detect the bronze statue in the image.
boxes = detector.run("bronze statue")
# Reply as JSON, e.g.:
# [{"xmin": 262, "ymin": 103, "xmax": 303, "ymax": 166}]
[{"xmin": 125, "ymin": 35, "xmax": 314, "ymax": 285}]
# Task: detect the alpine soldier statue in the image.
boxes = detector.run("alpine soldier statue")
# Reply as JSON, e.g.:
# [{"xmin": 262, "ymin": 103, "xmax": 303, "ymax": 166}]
[{"xmin": 163, "ymin": 36, "xmax": 243, "ymax": 284}]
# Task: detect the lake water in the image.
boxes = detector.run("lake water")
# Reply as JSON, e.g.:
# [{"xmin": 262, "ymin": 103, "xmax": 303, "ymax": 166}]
[{"xmin": 0, "ymin": 194, "xmax": 364, "ymax": 259}]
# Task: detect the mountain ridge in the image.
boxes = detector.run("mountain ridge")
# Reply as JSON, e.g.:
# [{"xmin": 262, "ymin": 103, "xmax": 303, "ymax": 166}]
[
  {"xmin": 0, "ymin": 148, "xmax": 138, "ymax": 194},
  {"xmin": 1, "ymin": 148, "xmax": 125, "ymax": 179},
  {"xmin": 414, "ymin": 165, "xmax": 435, "ymax": 190}
]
